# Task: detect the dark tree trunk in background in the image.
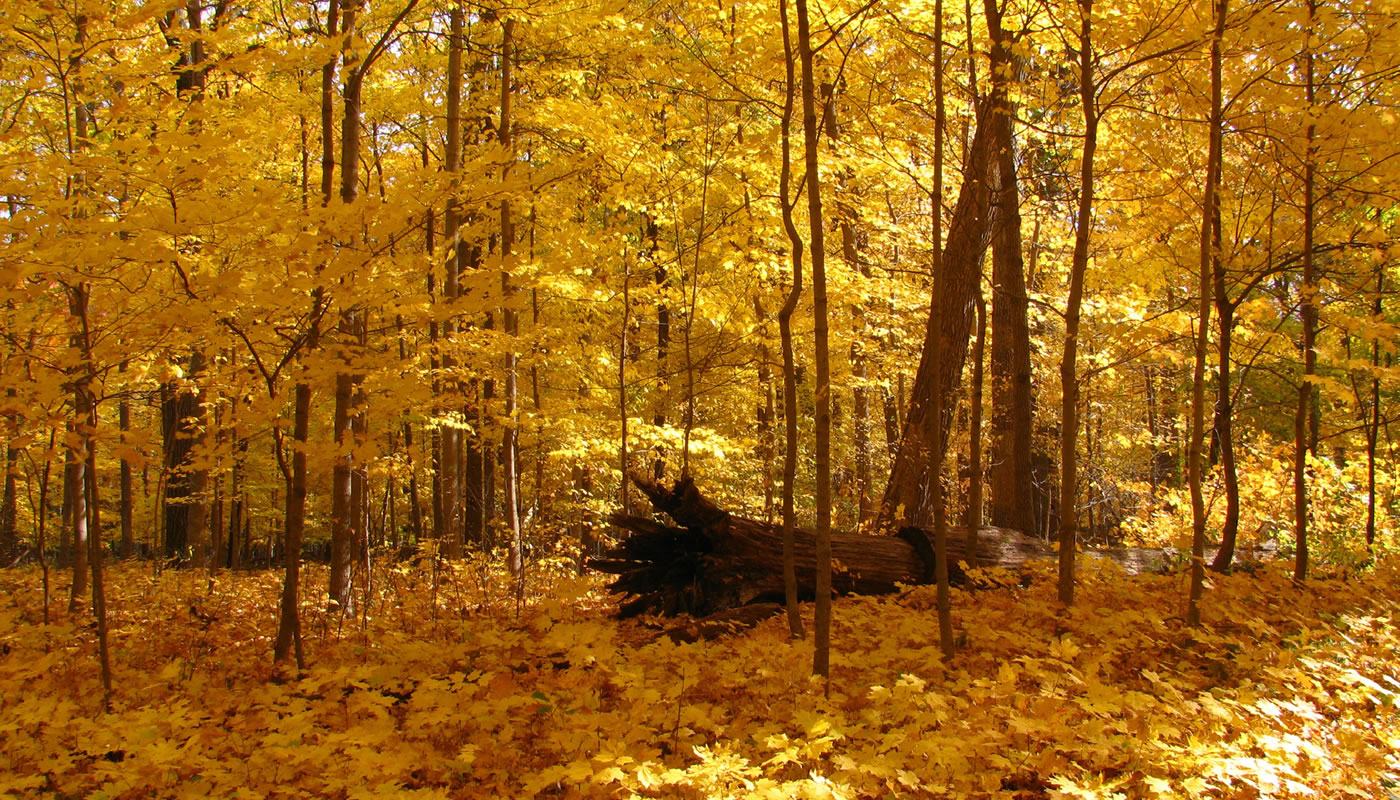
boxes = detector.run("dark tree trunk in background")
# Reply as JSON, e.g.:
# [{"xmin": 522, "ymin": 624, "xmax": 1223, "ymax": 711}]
[
  {"xmin": 118, "ymin": 363, "xmax": 134, "ymax": 559},
  {"xmin": 439, "ymin": 4, "xmax": 464, "ymax": 558},
  {"xmin": 162, "ymin": 351, "xmax": 206, "ymax": 562},
  {"xmin": 0, "ymin": 403, "xmax": 18, "ymax": 561}
]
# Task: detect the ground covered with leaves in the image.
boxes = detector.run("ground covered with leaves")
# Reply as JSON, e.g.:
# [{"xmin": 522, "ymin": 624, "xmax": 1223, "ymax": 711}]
[{"xmin": 2, "ymin": 557, "xmax": 1399, "ymax": 799}]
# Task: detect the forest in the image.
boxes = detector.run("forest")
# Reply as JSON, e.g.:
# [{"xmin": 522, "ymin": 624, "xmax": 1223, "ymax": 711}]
[{"xmin": 1, "ymin": 0, "xmax": 1399, "ymax": 796}]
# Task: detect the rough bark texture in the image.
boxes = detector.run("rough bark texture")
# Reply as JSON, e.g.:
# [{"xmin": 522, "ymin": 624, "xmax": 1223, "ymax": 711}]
[
  {"xmin": 594, "ymin": 476, "xmax": 1250, "ymax": 619},
  {"xmin": 984, "ymin": 0, "xmax": 1036, "ymax": 538},
  {"xmin": 879, "ymin": 105, "xmax": 997, "ymax": 531}
]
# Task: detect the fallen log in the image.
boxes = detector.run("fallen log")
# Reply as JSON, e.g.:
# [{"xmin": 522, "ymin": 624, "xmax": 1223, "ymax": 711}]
[
  {"xmin": 592, "ymin": 475, "xmax": 1275, "ymax": 619},
  {"xmin": 593, "ymin": 474, "xmax": 1047, "ymax": 617}
]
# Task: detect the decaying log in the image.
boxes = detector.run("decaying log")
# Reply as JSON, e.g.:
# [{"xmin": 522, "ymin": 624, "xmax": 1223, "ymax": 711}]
[
  {"xmin": 593, "ymin": 475, "xmax": 1272, "ymax": 620},
  {"xmin": 593, "ymin": 474, "xmax": 1046, "ymax": 617}
]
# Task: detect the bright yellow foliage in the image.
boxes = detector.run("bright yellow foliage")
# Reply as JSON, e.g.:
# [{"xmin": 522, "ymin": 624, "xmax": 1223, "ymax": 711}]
[{"xmin": 2, "ymin": 558, "xmax": 1398, "ymax": 799}]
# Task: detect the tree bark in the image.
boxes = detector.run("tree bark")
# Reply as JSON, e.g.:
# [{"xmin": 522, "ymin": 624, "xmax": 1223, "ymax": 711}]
[
  {"xmin": 500, "ymin": 16, "xmax": 524, "ymax": 578},
  {"xmin": 1366, "ymin": 269, "xmax": 1382, "ymax": 548},
  {"xmin": 776, "ymin": 0, "xmax": 805, "ymax": 640},
  {"xmin": 967, "ymin": 292, "xmax": 986, "ymax": 567},
  {"xmin": 274, "ymin": 360, "xmax": 313, "ymax": 667},
  {"xmin": 162, "ymin": 351, "xmax": 206, "ymax": 562},
  {"xmin": 795, "ymin": 0, "xmax": 833, "ymax": 678},
  {"xmin": 1294, "ymin": 0, "xmax": 1317, "ymax": 583},
  {"xmin": 597, "ymin": 475, "xmax": 1247, "ymax": 621},
  {"xmin": 1189, "ymin": 0, "xmax": 1226, "ymax": 626},
  {"xmin": 984, "ymin": 0, "xmax": 1035, "ymax": 538},
  {"xmin": 879, "ymin": 107, "xmax": 997, "ymax": 532},
  {"xmin": 1059, "ymin": 0, "xmax": 1097, "ymax": 607},
  {"xmin": 328, "ymin": 0, "xmax": 367, "ymax": 612},
  {"xmin": 440, "ymin": 3, "xmax": 464, "ymax": 558},
  {"xmin": 1209, "ymin": 212, "xmax": 1240, "ymax": 571},
  {"xmin": 118, "ymin": 362, "xmax": 134, "ymax": 559},
  {"xmin": 0, "ymin": 398, "xmax": 18, "ymax": 562},
  {"xmin": 930, "ymin": 0, "xmax": 955, "ymax": 659}
]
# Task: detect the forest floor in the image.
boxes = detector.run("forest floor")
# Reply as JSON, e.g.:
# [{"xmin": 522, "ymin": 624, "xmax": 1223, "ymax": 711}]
[{"xmin": 1, "ymin": 554, "xmax": 1398, "ymax": 799}]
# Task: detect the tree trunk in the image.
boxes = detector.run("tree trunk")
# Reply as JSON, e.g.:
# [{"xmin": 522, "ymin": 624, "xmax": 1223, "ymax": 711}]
[
  {"xmin": 984, "ymin": 0, "xmax": 1035, "ymax": 538},
  {"xmin": 1189, "ymin": 0, "xmax": 1226, "ymax": 625},
  {"xmin": 330, "ymin": 366, "xmax": 356, "ymax": 611},
  {"xmin": 597, "ymin": 475, "xmax": 1245, "ymax": 621},
  {"xmin": 274, "ymin": 0, "xmax": 337, "ymax": 664},
  {"xmin": 967, "ymin": 292, "xmax": 986, "ymax": 567},
  {"xmin": 1366, "ymin": 269, "xmax": 1382, "ymax": 548},
  {"xmin": 330, "ymin": 1, "xmax": 358, "ymax": 612},
  {"xmin": 1293, "ymin": 0, "xmax": 1317, "ymax": 583},
  {"xmin": 500, "ymin": 17, "xmax": 524, "ymax": 578},
  {"xmin": 795, "ymin": 0, "xmax": 833, "ymax": 677},
  {"xmin": 0, "ymin": 402, "xmax": 18, "ymax": 562},
  {"xmin": 776, "ymin": 0, "xmax": 805, "ymax": 640},
  {"xmin": 1059, "ymin": 0, "xmax": 1097, "ymax": 607},
  {"xmin": 70, "ymin": 281, "xmax": 112, "ymax": 703},
  {"xmin": 118, "ymin": 363, "xmax": 134, "ymax": 559},
  {"xmin": 1209, "ymin": 284, "xmax": 1240, "ymax": 570},
  {"xmin": 274, "ymin": 365, "xmax": 313, "ymax": 667},
  {"xmin": 879, "ymin": 106, "xmax": 997, "ymax": 531},
  {"xmin": 66, "ymin": 353, "xmax": 89, "ymax": 608},
  {"xmin": 930, "ymin": 0, "xmax": 955, "ymax": 660},
  {"xmin": 650, "ymin": 215, "xmax": 669, "ymax": 479},
  {"xmin": 162, "ymin": 351, "xmax": 206, "ymax": 562},
  {"xmin": 440, "ymin": 3, "xmax": 464, "ymax": 558},
  {"xmin": 229, "ymin": 433, "xmax": 244, "ymax": 569}
]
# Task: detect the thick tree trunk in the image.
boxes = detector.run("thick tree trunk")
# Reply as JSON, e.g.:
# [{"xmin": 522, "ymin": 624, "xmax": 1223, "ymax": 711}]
[
  {"xmin": 879, "ymin": 106, "xmax": 997, "ymax": 531},
  {"xmin": 162, "ymin": 351, "xmax": 206, "ymax": 562},
  {"xmin": 984, "ymin": 0, "xmax": 1035, "ymax": 538}
]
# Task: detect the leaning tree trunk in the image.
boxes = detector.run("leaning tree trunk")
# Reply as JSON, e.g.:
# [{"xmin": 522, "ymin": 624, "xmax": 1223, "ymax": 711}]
[{"xmin": 879, "ymin": 104, "xmax": 997, "ymax": 531}]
